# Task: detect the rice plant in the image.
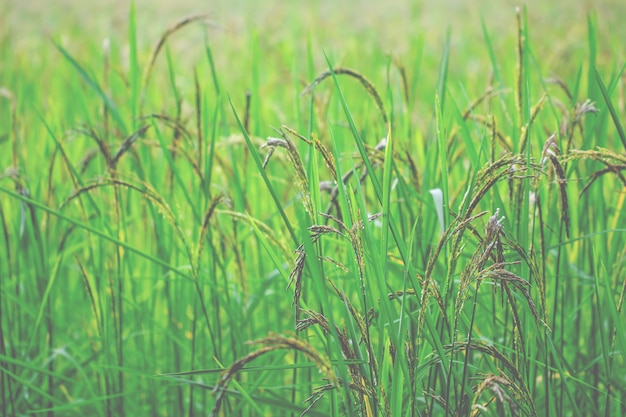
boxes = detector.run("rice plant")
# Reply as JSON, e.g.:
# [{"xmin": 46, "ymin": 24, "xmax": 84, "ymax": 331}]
[{"xmin": 0, "ymin": 3, "xmax": 624, "ymax": 416}]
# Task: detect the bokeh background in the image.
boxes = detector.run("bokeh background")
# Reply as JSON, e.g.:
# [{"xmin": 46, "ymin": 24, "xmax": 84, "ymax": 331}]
[
  {"xmin": 4, "ymin": 0, "xmax": 624, "ymax": 113},
  {"xmin": 3, "ymin": 0, "xmax": 625, "ymax": 55}
]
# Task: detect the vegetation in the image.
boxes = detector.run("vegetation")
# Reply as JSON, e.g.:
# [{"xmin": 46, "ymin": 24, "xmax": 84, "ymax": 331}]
[{"xmin": 1, "ymin": 3, "xmax": 625, "ymax": 416}]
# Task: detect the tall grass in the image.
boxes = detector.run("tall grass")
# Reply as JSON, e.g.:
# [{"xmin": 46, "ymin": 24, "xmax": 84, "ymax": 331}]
[{"xmin": 0, "ymin": 4, "xmax": 625, "ymax": 417}]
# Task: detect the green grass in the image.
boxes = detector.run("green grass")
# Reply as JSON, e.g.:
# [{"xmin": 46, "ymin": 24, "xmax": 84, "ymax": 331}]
[{"xmin": 1, "ymin": 3, "xmax": 625, "ymax": 416}]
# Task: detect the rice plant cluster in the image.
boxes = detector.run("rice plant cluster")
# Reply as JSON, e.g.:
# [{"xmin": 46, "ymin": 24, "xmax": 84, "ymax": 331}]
[{"xmin": 0, "ymin": 4, "xmax": 625, "ymax": 417}]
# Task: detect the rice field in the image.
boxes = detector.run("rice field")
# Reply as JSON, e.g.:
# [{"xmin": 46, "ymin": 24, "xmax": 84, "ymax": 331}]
[{"xmin": 0, "ymin": 1, "xmax": 625, "ymax": 416}]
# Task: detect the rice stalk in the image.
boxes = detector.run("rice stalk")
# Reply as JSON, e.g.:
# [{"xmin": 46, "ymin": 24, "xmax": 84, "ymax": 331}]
[
  {"xmin": 217, "ymin": 209, "xmax": 291, "ymax": 255},
  {"xmin": 60, "ymin": 176, "xmax": 192, "ymax": 262},
  {"xmin": 483, "ymin": 267, "xmax": 540, "ymax": 324},
  {"xmin": 393, "ymin": 59, "xmax": 410, "ymax": 107},
  {"xmin": 261, "ymin": 127, "xmax": 313, "ymax": 215},
  {"xmin": 345, "ymin": 204, "xmax": 379, "ymax": 389},
  {"xmin": 296, "ymin": 309, "xmax": 361, "ymax": 383},
  {"xmin": 210, "ymin": 334, "xmax": 337, "ymax": 417},
  {"xmin": 470, "ymin": 374, "xmax": 527, "ymax": 417},
  {"xmin": 195, "ymin": 193, "xmax": 227, "ymax": 273},
  {"xmin": 446, "ymin": 86, "xmax": 509, "ymax": 153},
  {"xmin": 518, "ymin": 93, "xmax": 547, "ymax": 154},
  {"xmin": 288, "ymin": 244, "xmax": 306, "ymax": 322},
  {"xmin": 296, "ymin": 313, "xmax": 384, "ymax": 417},
  {"xmin": 462, "ymin": 154, "xmax": 531, "ymax": 219},
  {"xmin": 141, "ymin": 14, "xmax": 213, "ymax": 105},
  {"xmin": 541, "ymin": 133, "xmax": 571, "ymax": 237},
  {"xmin": 71, "ymin": 126, "xmax": 112, "ymax": 170},
  {"xmin": 282, "ymin": 126, "xmax": 338, "ymax": 181},
  {"xmin": 560, "ymin": 99, "xmax": 599, "ymax": 152},
  {"xmin": 545, "ymin": 76, "xmax": 573, "ymax": 102},
  {"xmin": 452, "ymin": 210, "xmax": 506, "ymax": 411},
  {"xmin": 565, "ymin": 148, "xmax": 626, "ymax": 194},
  {"xmin": 141, "ymin": 113, "xmax": 194, "ymax": 147},
  {"xmin": 470, "ymin": 114, "xmax": 513, "ymax": 152},
  {"xmin": 454, "ymin": 210, "xmax": 505, "ymax": 321},
  {"xmin": 446, "ymin": 341, "xmax": 536, "ymax": 416},
  {"xmin": 109, "ymin": 125, "xmax": 151, "ymax": 170},
  {"xmin": 141, "ymin": 113, "xmax": 191, "ymax": 193},
  {"xmin": 301, "ymin": 67, "xmax": 388, "ymax": 125}
]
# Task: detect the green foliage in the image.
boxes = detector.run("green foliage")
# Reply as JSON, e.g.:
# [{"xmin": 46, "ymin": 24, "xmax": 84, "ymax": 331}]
[{"xmin": 0, "ymin": 4, "xmax": 625, "ymax": 417}]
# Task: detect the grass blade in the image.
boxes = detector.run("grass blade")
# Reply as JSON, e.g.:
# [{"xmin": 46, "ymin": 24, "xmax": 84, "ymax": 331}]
[
  {"xmin": 227, "ymin": 96, "xmax": 298, "ymax": 245},
  {"xmin": 53, "ymin": 42, "xmax": 127, "ymax": 134},
  {"xmin": 594, "ymin": 66, "xmax": 626, "ymax": 151},
  {"xmin": 0, "ymin": 186, "xmax": 191, "ymax": 281}
]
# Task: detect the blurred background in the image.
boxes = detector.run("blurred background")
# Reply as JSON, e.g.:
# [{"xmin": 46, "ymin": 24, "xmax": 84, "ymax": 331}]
[{"xmin": 2, "ymin": 0, "xmax": 624, "ymax": 54}]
